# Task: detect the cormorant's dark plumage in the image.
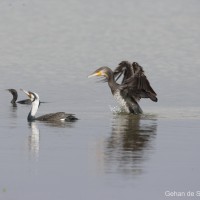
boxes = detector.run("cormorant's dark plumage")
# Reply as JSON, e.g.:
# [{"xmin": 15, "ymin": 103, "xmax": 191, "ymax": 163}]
[
  {"xmin": 7, "ymin": 89, "xmax": 31, "ymax": 105},
  {"xmin": 114, "ymin": 61, "xmax": 134, "ymax": 83},
  {"xmin": 117, "ymin": 62, "xmax": 158, "ymax": 102},
  {"xmin": 89, "ymin": 61, "xmax": 158, "ymax": 114}
]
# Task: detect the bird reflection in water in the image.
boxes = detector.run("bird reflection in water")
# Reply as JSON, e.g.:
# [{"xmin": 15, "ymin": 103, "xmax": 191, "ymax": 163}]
[
  {"xmin": 104, "ymin": 113, "xmax": 157, "ymax": 176},
  {"xmin": 28, "ymin": 122, "xmax": 40, "ymax": 161},
  {"xmin": 9, "ymin": 104, "xmax": 17, "ymax": 119},
  {"xmin": 41, "ymin": 121, "xmax": 77, "ymax": 128}
]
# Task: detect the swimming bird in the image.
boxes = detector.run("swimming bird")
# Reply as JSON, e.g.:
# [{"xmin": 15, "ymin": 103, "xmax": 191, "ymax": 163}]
[
  {"xmin": 21, "ymin": 89, "xmax": 78, "ymax": 122},
  {"xmin": 88, "ymin": 63, "xmax": 157, "ymax": 114},
  {"xmin": 7, "ymin": 89, "xmax": 32, "ymax": 105}
]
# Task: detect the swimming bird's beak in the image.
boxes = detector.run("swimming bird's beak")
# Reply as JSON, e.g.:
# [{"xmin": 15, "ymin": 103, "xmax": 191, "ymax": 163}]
[
  {"xmin": 20, "ymin": 89, "xmax": 31, "ymax": 99},
  {"xmin": 6, "ymin": 89, "xmax": 13, "ymax": 93}
]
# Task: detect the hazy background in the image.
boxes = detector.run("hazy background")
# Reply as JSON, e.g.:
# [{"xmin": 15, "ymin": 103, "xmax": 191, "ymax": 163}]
[{"xmin": 0, "ymin": 0, "xmax": 200, "ymax": 199}]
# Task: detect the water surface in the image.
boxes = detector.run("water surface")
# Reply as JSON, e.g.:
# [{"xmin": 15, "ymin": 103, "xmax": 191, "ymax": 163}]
[{"xmin": 0, "ymin": 0, "xmax": 200, "ymax": 199}]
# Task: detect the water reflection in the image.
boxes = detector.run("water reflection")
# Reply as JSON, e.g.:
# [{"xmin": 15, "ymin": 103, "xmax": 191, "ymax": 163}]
[
  {"xmin": 11, "ymin": 103, "xmax": 17, "ymax": 108},
  {"xmin": 9, "ymin": 104, "xmax": 17, "ymax": 118},
  {"xmin": 28, "ymin": 122, "xmax": 40, "ymax": 161},
  {"xmin": 40, "ymin": 121, "xmax": 77, "ymax": 128},
  {"xmin": 104, "ymin": 113, "xmax": 157, "ymax": 175}
]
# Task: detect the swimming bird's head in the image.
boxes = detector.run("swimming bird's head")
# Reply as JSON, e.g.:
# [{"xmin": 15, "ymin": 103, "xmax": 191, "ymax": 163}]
[
  {"xmin": 21, "ymin": 89, "xmax": 39, "ymax": 102},
  {"xmin": 7, "ymin": 88, "xmax": 18, "ymax": 104},
  {"xmin": 7, "ymin": 88, "xmax": 17, "ymax": 95}
]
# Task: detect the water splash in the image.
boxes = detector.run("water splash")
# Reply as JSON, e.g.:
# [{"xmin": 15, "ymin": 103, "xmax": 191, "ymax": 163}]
[{"xmin": 109, "ymin": 105, "xmax": 128, "ymax": 114}]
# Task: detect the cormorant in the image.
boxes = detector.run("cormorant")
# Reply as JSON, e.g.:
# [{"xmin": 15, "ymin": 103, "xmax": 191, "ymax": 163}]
[
  {"xmin": 21, "ymin": 89, "xmax": 78, "ymax": 122},
  {"xmin": 88, "ymin": 62, "xmax": 157, "ymax": 114},
  {"xmin": 7, "ymin": 89, "xmax": 31, "ymax": 104}
]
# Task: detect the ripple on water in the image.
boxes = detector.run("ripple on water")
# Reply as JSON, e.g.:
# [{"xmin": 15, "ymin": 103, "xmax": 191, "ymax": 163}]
[{"xmin": 109, "ymin": 105, "xmax": 200, "ymax": 120}]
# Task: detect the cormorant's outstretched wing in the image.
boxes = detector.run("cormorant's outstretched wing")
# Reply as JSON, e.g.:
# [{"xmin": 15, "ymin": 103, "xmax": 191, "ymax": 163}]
[
  {"xmin": 121, "ymin": 63, "xmax": 158, "ymax": 102},
  {"xmin": 113, "ymin": 61, "xmax": 134, "ymax": 84}
]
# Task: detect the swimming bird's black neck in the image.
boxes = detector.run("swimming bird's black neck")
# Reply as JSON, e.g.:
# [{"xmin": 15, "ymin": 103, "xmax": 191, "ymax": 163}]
[
  {"xmin": 11, "ymin": 98, "xmax": 17, "ymax": 104},
  {"xmin": 10, "ymin": 90, "xmax": 18, "ymax": 104}
]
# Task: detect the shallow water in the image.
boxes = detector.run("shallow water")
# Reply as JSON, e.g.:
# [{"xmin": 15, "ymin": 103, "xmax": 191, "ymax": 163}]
[{"xmin": 0, "ymin": 0, "xmax": 200, "ymax": 199}]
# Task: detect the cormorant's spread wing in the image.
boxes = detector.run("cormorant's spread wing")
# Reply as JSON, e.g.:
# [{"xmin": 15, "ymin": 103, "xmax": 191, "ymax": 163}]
[
  {"xmin": 121, "ymin": 72, "xmax": 157, "ymax": 102},
  {"xmin": 113, "ymin": 61, "xmax": 134, "ymax": 84}
]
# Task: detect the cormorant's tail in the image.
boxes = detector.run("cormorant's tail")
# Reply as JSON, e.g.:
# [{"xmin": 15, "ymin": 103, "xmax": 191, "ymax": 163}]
[{"xmin": 65, "ymin": 115, "xmax": 78, "ymax": 122}]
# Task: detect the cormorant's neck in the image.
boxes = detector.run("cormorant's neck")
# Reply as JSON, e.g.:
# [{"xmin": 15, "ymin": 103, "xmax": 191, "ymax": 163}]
[
  {"xmin": 11, "ymin": 95, "xmax": 17, "ymax": 104},
  {"xmin": 28, "ymin": 113, "xmax": 36, "ymax": 122},
  {"xmin": 107, "ymin": 71, "xmax": 119, "ymax": 95},
  {"xmin": 28, "ymin": 99, "xmax": 39, "ymax": 122},
  {"xmin": 11, "ymin": 99, "xmax": 17, "ymax": 104}
]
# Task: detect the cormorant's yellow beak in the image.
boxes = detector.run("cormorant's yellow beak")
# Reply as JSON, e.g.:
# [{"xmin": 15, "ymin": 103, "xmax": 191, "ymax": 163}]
[{"xmin": 88, "ymin": 71, "xmax": 103, "ymax": 78}]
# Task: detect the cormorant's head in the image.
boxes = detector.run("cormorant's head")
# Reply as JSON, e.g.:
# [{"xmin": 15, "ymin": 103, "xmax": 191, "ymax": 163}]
[
  {"xmin": 88, "ymin": 67, "xmax": 112, "ymax": 80},
  {"xmin": 7, "ymin": 89, "xmax": 18, "ymax": 96},
  {"xmin": 21, "ymin": 89, "xmax": 39, "ymax": 102}
]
